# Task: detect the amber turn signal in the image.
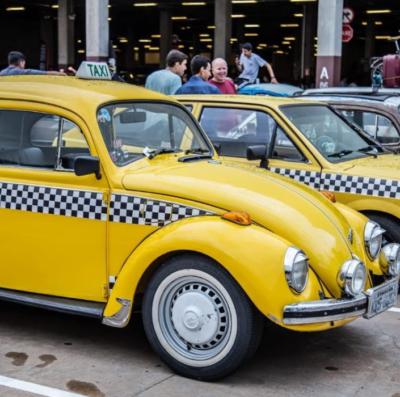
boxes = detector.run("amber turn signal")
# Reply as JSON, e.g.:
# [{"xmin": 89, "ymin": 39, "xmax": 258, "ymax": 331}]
[
  {"xmin": 320, "ymin": 191, "xmax": 336, "ymax": 203},
  {"xmin": 221, "ymin": 211, "xmax": 251, "ymax": 226}
]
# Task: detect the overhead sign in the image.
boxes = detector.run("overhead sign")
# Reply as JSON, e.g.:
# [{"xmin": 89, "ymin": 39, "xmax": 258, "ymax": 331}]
[
  {"xmin": 342, "ymin": 24, "xmax": 354, "ymax": 43},
  {"xmin": 343, "ymin": 7, "xmax": 355, "ymax": 24},
  {"xmin": 76, "ymin": 62, "xmax": 111, "ymax": 80}
]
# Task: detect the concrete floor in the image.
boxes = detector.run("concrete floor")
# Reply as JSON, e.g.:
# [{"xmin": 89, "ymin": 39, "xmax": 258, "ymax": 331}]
[{"xmin": 0, "ymin": 298, "xmax": 399, "ymax": 397}]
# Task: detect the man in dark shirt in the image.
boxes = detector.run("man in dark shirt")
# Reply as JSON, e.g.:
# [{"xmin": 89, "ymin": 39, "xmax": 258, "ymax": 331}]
[
  {"xmin": 175, "ymin": 55, "xmax": 221, "ymax": 95},
  {"xmin": 0, "ymin": 51, "xmax": 66, "ymax": 76}
]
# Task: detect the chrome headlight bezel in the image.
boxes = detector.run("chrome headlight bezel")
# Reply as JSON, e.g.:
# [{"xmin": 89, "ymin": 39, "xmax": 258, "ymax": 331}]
[
  {"xmin": 364, "ymin": 221, "xmax": 385, "ymax": 260},
  {"xmin": 379, "ymin": 243, "xmax": 400, "ymax": 276},
  {"xmin": 284, "ymin": 247, "xmax": 309, "ymax": 293},
  {"xmin": 337, "ymin": 259, "xmax": 367, "ymax": 297}
]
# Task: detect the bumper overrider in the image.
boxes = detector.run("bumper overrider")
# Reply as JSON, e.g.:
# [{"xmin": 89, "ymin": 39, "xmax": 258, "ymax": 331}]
[{"xmin": 283, "ymin": 241, "xmax": 400, "ymax": 326}]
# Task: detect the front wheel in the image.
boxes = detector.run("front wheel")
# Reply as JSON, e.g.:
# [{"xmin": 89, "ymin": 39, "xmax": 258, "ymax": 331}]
[
  {"xmin": 367, "ymin": 213, "xmax": 400, "ymax": 246},
  {"xmin": 142, "ymin": 254, "xmax": 264, "ymax": 381}
]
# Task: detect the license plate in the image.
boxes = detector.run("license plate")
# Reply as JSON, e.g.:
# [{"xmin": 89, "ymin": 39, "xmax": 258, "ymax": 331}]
[{"xmin": 364, "ymin": 278, "xmax": 399, "ymax": 319}]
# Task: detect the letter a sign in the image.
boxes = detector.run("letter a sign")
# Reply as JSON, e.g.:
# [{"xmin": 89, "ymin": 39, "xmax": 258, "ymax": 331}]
[{"xmin": 320, "ymin": 67, "xmax": 329, "ymax": 80}]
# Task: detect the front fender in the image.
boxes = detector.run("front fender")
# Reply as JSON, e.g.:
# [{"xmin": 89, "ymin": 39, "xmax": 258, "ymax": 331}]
[{"xmin": 103, "ymin": 216, "xmax": 323, "ymax": 327}]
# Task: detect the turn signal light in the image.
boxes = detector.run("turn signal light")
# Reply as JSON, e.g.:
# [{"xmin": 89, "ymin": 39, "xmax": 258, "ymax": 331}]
[
  {"xmin": 320, "ymin": 191, "xmax": 336, "ymax": 203},
  {"xmin": 221, "ymin": 211, "xmax": 251, "ymax": 226}
]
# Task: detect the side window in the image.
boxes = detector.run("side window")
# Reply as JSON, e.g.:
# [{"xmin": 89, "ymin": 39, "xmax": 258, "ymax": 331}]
[
  {"xmin": 271, "ymin": 127, "xmax": 304, "ymax": 161},
  {"xmin": 341, "ymin": 110, "xmax": 400, "ymax": 145},
  {"xmin": 199, "ymin": 107, "xmax": 276, "ymax": 158},
  {"xmin": 0, "ymin": 109, "xmax": 89, "ymax": 170}
]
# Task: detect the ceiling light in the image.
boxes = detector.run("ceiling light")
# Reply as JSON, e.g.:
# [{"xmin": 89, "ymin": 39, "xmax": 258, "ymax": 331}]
[
  {"xmin": 282, "ymin": 41, "xmax": 291, "ymax": 44},
  {"xmin": 189, "ymin": 46, "xmax": 194, "ymax": 50},
  {"xmin": 200, "ymin": 38, "xmax": 213, "ymax": 42},
  {"xmin": 149, "ymin": 47, "xmax": 159, "ymax": 50},
  {"xmin": 108, "ymin": 5, "xmax": 112, "ymax": 8},
  {"xmin": 245, "ymin": 33, "xmax": 258, "ymax": 36},
  {"xmin": 77, "ymin": 40, "xmax": 82, "ymax": 43},
  {"xmin": 314, "ymin": 37, "xmax": 318, "ymax": 40},
  {"xmin": 182, "ymin": 2, "xmax": 206, "ymax": 5},
  {"xmin": 284, "ymin": 37, "xmax": 296, "ymax": 40},
  {"xmin": 134, "ymin": 47, "xmax": 139, "ymax": 50},
  {"xmin": 139, "ymin": 39, "xmax": 152, "ymax": 42},
  {"xmin": 230, "ymin": 38, "xmax": 238, "ymax": 41},
  {"xmin": 271, "ymin": 45, "xmax": 279, "ymax": 48},
  {"xmin": 108, "ymin": 17, "xmax": 112, "ymax": 21},
  {"xmin": 294, "ymin": 13, "xmax": 303, "ymax": 17},
  {"xmin": 186, "ymin": 26, "xmax": 191, "ymax": 29},
  {"xmin": 245, "ymin": 24, "xmax": 260, "ymax": 28},
  {"xmin": 181, "ymin": 27, "xmax": 186, "ymax": 30},
  {"xmin": 120, "ymin": 39, "xmax": 128, "ymax": 43},
  {"xmin": 362, "ymin": 22, "xmax": 368, "ymax": 26},
  {"xmin": 281, "ymin": 24, "xmax": 299, "ymax": 27},
  {"xmin": 134, "ymin": 3, "xmax": 158, "ymax": 6},
  {"xmin": 151, "ymin": 34, "xmax": 161, "ymax": 38},
  {"xmin": 275, "ymin": 51, "xmax": 284, "ymax": 54},
  {"xmin": 289, "ymin": 0, "xmax": 316, "ymax": 2},
  {"xmin": 6, "ymin": 7, "xmax": 25, "ymax": 11},
  {"xmin": 113, "ymin": 45, "xmax": 118, "ymax": 49},
  {"xmin": 207, "ymin": 45, "xmax": 212, "ymax": 48},
  {"xmin": 51, "ymin": 5, "xmax": 59, "ymax": 8},
  {"xmin": 231, "ymin": 14, "xmax": 246, "ymax": 18},
  {"xmin": 376, "ymin": 36, "xmax": 391, "ymax": 39},
  {"xmin": 199, "ymin": 34, "xmax": 210, "ymax": 37},
  {"xmin": 208, "ymin": 25, "xmax": 215, "ymax": 29},
  {"xmin": 144, "ymin": 45, "xmax": 151, "ymax": 48},
  {"xmin": 375, "ymin": 21, "xmax": 383, "ymax": 25},
  {"xmin": 178, "ymin": 45, "xmax": 185, "ymax": 48},
  {"xmin": 78, "ymin": 50, "xmax": 85, "ymax": 54},
  {"xmin": 172, "ymin": 16, "xmax": 187, "ymax": 19},
  {"xmin": 232, "ymin": 0, "xmax": 257, "ymax": 3},
  {"xmin": 257, "ymin": 46, "xmax": 262, "ymax": 49},
  {"xmin": 367, "ymin": 10, "xmax": 391, "ymax": 14},
  {"xmin": 259, "ymin": 44, "xmax": 267, "ymax": 47}
]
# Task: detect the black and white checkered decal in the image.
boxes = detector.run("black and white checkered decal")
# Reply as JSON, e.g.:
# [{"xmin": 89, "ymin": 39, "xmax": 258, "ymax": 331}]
[
  {"xmin": 109, "ymin": 194, "xmax": 214, "ymax": 225},
  {"xmin": 109, "ymin": 276, "xmax": 117, "ymax": 293},
  {"xmin": 0, "ymin": 182, "xmax": 108, "ymax": 220},
  {"xmin": 268, "ymin": 168, "xmax": 400, "ymax": 199}
]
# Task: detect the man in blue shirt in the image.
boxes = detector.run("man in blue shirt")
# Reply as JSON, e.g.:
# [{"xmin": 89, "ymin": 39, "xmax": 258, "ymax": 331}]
[
  {"xmin": 235, "ymin": 43, "xmax": 278, "ymax": 89},
  {"xmin": 175, "ymin": 55, "xmax": 221, "ymax": 95},
  {"xmin": 0, "ymin": 52, "xmax": 66, "ymax": 76}
]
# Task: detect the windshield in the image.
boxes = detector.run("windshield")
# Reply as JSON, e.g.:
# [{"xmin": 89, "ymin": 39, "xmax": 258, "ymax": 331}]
[
  {"xmin": 97, "ymin": 102, "xmax": 210, "ymax": 166},
  {"xmin": 280, "ymin": 105, "xmax": 386, "ymax": 162}
]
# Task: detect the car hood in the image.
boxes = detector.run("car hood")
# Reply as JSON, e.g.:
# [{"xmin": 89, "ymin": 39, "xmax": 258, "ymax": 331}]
[
  {"xmin": 339, "ymin": 154, "xmax": 400, "ymax": 180},
  {"xmin": 123, "ymin": 158, "xmax": 364, "ymax": 296}
]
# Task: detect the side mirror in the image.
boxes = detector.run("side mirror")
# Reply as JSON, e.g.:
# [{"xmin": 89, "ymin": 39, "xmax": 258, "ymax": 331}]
[
  {"xmin": 74, "ymin": 156, "xmax": 102, "ymax": 180},
  {"xmin": 246, "ymin": 145, "xmax": 269, "ymax": 168}
]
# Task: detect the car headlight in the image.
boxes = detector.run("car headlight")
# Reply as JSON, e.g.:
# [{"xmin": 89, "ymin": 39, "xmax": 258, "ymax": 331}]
[
  {"xmin": 380, "ymin": 243, "xmax": 400, "ymax": 276},
  {"xmin": 284, "ymin": 247, "xmax": 309, "ymax": 293},
  {"xmin": 364, "ymin": 221, "xmax": 385, "ymax": 260},
  {"xmin": 338, "ymin": 259, "xmax": 367, "ymax": 296}
]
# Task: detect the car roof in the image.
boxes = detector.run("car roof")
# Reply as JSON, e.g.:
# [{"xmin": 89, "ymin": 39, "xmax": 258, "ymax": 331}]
[
  {"xmin": 239, "ymin": 83, "xmax": 303, "ymax": 94},
  {"xmin": 0, "ymin": 75, "xmax": 176, "ymax": 115},
  {"xmin": 300, "ymin": 94, "xmax": 400, "ymax": 107},
  {"xmin": 300, "ymin": 86, "xmax": 400, "ymax": 96},
  {"xmin": 174, "ymin": 94, "xmax": 322, "ymax": 109}
]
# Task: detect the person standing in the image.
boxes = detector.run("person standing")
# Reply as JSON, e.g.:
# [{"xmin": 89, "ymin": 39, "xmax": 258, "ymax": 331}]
[
  {"xmin": 175, "ymin": 55, "xmax": 221, "ymax": 95},
  {"xmin": 208, "ymin": 58, "xmax": 237, "ymax": 94},
  {"xmin": 145, "ymin": 50, "xmax": 188, "ymax": 95},
  {"xmin": 0, "ymin": 51, "xmax": 66, "ymax": 76},
  {"xmin": 235, "ymin": 43, "xmax": 278, "ymax": 89}
]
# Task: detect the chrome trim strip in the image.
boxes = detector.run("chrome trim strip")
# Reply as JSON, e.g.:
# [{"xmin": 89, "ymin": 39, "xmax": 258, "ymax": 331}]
[
  {"xmin": 102, "ymin": 298, "xmax": 132, "ymax": 328},
  {"xmin": 0, "ymin": 288, "xmax": 105, "ymax": 318}
]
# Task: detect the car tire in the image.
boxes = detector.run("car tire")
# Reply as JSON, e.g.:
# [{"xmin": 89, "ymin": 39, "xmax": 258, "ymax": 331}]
[
  {"xmin": 142, "ymin": 253, "xmax": 264, "ymax": 381},
  {"xmin": 367, "ymin": 213, "xmax": 400, "ymax": 245}
]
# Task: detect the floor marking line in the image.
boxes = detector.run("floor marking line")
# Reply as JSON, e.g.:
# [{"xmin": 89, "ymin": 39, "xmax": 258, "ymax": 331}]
[
  {"xmin": 0, "ymin": 375, "xmax": 86, "ymax": 397},
  {"xmin": 389, "ymin": 307, "xmax": 400, "ymax": 313}
]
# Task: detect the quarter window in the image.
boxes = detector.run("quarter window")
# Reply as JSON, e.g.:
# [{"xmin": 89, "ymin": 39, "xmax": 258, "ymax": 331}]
[
  {"xmin": 271, "ymin": 127, "xmax": 304, "ymax": 161},
  {"xmin": 0, "ymin": 110, "xmax": 90, "ymax": 170}
]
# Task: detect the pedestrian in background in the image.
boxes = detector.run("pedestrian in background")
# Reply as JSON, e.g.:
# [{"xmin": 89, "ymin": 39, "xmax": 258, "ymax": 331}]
[
  {"xmin": 175, "ymin": 55, "xmax": 221, "ymax": 95},
  {"xmin": 209, "ymin": 58, "xmax": 237, "ymax": 94},
  {"xmin": 145, "ymin": 50, "xmax": 188, "ymax": 95},
  {"xmin": 0, "ymin": 51, "xmax": 66, "ymax": 76},
  {"xmin": 235, "ymin": 43, "xmax": 278, "ymax": 89}
]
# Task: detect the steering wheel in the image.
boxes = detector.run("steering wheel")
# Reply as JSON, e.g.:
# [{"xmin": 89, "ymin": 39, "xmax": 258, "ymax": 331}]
[{"xmin": 315, "ymin": 135, "xmax": 336, "ymax": 154}]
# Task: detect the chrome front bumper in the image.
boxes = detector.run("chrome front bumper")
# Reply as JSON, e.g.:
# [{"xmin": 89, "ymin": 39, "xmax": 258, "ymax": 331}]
[{"xmin": 283, "ymin": 277, "xmax": 398, "ymax": 325}]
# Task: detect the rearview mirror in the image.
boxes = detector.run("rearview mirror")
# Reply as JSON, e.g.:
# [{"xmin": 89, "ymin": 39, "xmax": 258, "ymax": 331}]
[
  {"xmin": 246, "ymin": 145, "xmax": 269, "ymax": 168},
  {"xmin": 120, "ymin": 112, "xmax": 147, "ymax": 123},
  {"xmin": 74, "ymin": 156, "xmax": 102, "ymax": 180}
]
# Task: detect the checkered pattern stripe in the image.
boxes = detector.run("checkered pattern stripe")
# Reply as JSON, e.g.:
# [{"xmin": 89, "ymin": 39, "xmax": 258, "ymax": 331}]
[
  {"xmin": 320, "ymin": 173, "xmax": 400, "ymax": 199},
  {"xmin": 268, "ymin": 167, "xmax": 320, "ymax": 189},
  {"xmin": 109, "ymin": 276, "xmax": 117, "ymax": 293},
  {"xmin": 109, "ymin": 194, "xmax": 213, "ymax": 225},
  {"xmin": 0, "ymin": 182, "xmax": 108, "ymax": 220},
  {"xmin": 268, "ymin": 168, "xmax": 400, "ymax": 199}
]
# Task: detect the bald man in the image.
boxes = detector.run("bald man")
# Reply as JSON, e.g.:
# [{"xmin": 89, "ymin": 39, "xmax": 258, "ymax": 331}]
[{"xmin": 208, "ymin": 58, "xmax": 237, "ymax": 94}]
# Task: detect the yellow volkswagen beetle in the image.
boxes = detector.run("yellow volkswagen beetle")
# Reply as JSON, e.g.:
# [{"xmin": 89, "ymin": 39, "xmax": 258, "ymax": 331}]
[
  {"xmin": 178, "ymin": 95, "xmax": 400, "ymax": 246},
  {"xmin": 0, "ymin": 69, "xmax": 398, "ymax": 381}
]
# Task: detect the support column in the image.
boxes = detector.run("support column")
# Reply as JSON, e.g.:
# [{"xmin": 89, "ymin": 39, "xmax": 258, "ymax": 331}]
[
  {"xmin": 159, "ymin": 9, "xmax": 172, "ymax": 68},
  {"xmin": 301, "ymin": 3, "xmax": 317, "ymax": 82},
  {"xmin": 58, "ymin": 0, "xmax": 75, "ymax": 69},
  {"xmin": 214, "ymin": 0, "xmax": 232, "ymax": 61},
  {"xmin": 86, "ymin": 0, "xmax": 109, "ymax": 62},
  {"xmin": 315, "ymin": 0, "xmax": 343, "ymax": 88}
]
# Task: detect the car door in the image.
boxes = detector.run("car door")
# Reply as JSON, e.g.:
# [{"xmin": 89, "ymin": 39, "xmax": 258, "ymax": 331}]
[
  {"xmin": 193, "ymin": 102, "xmax": 322, "ymax": 189},
  {"xmin": 0, "ymin": 104, "xmax": 109, "ymax": 302}
]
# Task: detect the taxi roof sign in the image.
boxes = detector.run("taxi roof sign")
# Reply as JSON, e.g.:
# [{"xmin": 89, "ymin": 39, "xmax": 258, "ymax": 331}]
[{"xmin": 76, "ymin": 61, "xmax": 111, "ymax": 80}]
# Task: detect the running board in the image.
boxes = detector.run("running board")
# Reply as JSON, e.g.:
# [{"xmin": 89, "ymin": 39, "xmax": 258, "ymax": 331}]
[{"xmin": 0, "ymin": 288, "xmax": 105, "ymax": 319}]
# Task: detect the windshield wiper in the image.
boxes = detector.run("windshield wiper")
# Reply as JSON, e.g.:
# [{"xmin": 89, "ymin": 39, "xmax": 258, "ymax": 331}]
[
  {"xmin": 143, "ymin": 147, "xmax": 180, "ymax": 160},
  {"xmin": 356, "ymin": 146, "xmax": 378, "ymax": 158},
  {"xmin": 327, "ymin": 150, "xmax": 353, "ymax": 158},
  {"xmin": 184, "ymin": 148, "xmax": 210, "ymax": 155}
]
